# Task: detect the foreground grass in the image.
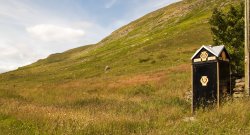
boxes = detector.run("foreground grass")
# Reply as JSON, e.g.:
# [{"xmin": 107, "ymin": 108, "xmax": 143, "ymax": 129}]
[
  {"xmin": 0, "ymin": 64, "xmax": 190, "ymax": 134},
  {"xmin": 0, "ymin": 66, "xmax": 250, "ymax": 134},
  {"xmin": 1, "ymin": 93, "xmax": 250, "ymax": 134}
]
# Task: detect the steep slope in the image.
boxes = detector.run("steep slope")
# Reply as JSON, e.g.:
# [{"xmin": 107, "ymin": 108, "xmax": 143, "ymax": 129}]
[
  {"xmin": 0, "ymin": 0, "xmax": 248, "ymax": 134},
  {"xmin": 0, "ymin": 0, "xmax": 236, "ymax": 82}
]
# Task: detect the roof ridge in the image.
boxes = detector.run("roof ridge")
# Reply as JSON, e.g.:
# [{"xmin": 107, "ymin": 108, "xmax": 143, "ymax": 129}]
[{"xmin": 191, "ymin": 45, "xmax": 225, "ymax": 60}]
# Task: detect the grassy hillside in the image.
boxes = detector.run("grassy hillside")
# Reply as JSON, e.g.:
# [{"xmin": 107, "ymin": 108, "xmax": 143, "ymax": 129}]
[{"xmin": 0, "ymin": 0, "xmax": 249, "ymax": 134}]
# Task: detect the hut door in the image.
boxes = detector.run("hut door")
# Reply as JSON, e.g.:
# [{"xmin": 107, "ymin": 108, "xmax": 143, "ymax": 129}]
[{"xmin": 193, "ymin": 62, "xmax": 217, "ymax": 108}]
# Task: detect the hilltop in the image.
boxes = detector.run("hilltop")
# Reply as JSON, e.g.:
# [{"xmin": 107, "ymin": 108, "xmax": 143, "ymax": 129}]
[{"xmin": 1, "ymin": 0, "xmax": 249, "ymax": 134}]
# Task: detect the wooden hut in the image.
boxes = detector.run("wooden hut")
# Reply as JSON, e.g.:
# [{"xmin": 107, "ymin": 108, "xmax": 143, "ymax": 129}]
[{"xmin": 191, "ymin": 45, "xmax": 231, "ymax": 113}]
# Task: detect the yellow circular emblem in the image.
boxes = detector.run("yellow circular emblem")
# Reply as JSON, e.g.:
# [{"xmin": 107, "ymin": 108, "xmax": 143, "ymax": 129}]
[{"xmin": 200, "ymin": 76, "xmax": 209, "ymax": 86}]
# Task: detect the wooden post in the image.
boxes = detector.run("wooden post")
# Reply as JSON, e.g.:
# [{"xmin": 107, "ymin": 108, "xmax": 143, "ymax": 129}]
[
  {"xmin": 217, "ymin": 62, "xmax": 220, "ymax": 109},
  {"xmin": 245, "ymin": 0, "xmax": 250, "ymax": 96},
  {"xmin": 191, "ymin": 64, "xmax": 194, "ymax": 114}
]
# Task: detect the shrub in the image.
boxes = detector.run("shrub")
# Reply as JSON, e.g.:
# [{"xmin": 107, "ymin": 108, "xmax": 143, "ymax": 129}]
[{"xmin": 210, "ymin": 2, "xmax": 244, "ymax": 75}]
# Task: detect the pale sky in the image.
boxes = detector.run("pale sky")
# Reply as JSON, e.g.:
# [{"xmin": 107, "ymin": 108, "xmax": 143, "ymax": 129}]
[{"xmin": 0, "ymin": 0, "xmax": 179, "ymax": 73}]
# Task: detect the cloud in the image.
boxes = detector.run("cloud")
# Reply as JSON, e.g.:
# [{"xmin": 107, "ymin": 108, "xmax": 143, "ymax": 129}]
[
  {"xmin": 105, "ymin": 0, "xmax": 117, "ymax": 8},
  {"xmin": 0, "ymin": 0, "xmax": 179, "ymax": 73},
  {"xmin": 0, "ymin": 65, "xmax": 16, "ymax": 73},
  {"xmin": 0, "ymin": 39, "xmax": 44, "ymax": 72},
  {"xmin": 26, "ymin": 24, "xmax": 85, "ymax": 42}
]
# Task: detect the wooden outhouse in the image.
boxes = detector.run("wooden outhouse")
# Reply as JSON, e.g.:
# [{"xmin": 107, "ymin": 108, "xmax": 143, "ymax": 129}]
[{"xmin": 191, "ymin": 45, "xmax": 231, "ymax": 112}]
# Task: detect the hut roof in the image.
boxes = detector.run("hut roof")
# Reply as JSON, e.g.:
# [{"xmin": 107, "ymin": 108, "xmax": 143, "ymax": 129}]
[{"xmin": 191, "ymin": 45, "xmax": 226, "ymax": 60}]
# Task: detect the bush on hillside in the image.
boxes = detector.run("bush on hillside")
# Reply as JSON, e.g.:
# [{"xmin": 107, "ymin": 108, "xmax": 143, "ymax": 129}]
[{"xmin": 210, "ymin": 2, "xmax": 244, "ymax": 76}]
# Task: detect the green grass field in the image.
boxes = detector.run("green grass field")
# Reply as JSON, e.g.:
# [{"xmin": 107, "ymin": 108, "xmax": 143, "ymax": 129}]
[{"xmin": 0, "ymin": 0, "xmax": 249, "ymax": 134}]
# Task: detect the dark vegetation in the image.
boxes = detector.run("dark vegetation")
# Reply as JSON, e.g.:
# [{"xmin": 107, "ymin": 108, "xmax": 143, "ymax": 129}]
[{"xmin": 210, "ymin": 2, "xmax": 245, "ymax": 75}]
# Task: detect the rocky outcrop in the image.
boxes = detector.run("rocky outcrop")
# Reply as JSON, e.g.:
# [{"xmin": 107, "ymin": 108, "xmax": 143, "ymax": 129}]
[
  {"xmin": 104, "ymin": 65, "xmax": 111, "ymax": 73},
  {"xmin": 233, "ymin": 78, "xmax": 245, "ymax": 98}
]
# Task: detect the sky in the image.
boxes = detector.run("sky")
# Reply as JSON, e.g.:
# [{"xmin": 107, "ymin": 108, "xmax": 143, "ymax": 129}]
[{"xmin": 0, "ymin": 0, "xmax": 179, "ymax": 73}]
